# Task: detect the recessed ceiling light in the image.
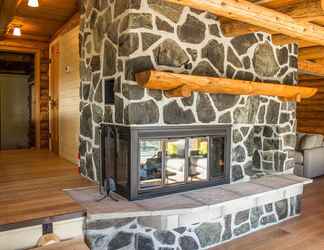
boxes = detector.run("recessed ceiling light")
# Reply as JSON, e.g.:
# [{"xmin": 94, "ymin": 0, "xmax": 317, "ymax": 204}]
[
  {"xmin": 28, "ymin": 0, "xmax": 39, "ymax": 7},
  {"xmin": 13, "ymin": 27, "xmax": 22, "ymax": 37}
]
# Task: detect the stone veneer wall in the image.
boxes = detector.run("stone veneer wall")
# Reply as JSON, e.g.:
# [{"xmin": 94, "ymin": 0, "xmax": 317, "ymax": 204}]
[
  {"xmin": 85, "ymin": 195, "xmax": 301, "ymax": 250},
  {"xmin": 79, "ymin": 0, "xmax": 298, "ymax": 182}
]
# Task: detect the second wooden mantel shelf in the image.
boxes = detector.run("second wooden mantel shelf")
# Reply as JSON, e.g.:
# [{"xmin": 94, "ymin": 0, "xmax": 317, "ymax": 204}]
[{"xmin": 135, "ymin": 70, "xmax": 318, "ymax": 102}]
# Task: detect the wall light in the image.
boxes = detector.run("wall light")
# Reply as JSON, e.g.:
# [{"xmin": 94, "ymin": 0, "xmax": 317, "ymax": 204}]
[
  {"xmin": 13, "ymin": 27, "xmax": 22, "ymax": 37},
  {"xmin": 28, "ymin": 0, "xmax": 39, "ymax": 7}
]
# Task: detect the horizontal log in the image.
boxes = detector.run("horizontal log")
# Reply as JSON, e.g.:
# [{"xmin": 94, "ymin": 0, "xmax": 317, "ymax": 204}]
[
  {"xmin": 272, "ymin": 34, "xmax": 315, "ymax": 48},
  {"xmin": 298, "ymin": 60, "xmax": 324, "ymax": 77},
  {"xmin": 299, "ymin": 46, "xmax": 324, "ymax": 60},
  {"xmin": 215, "ymin": 0, "xmax": 324, "ymax": 40},
  {"xmin": 297, "ymin": 127, "xmax": 324, "ymax": 135},
  {"xmin": 136, "ymin": 70, "xmax": 318, "ymax": 102}
]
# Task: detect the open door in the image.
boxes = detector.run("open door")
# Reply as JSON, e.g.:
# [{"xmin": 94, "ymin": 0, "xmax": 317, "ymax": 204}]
[{"xmin": 50, "ymin": 43, "xmax": 60, "ymax": 154}]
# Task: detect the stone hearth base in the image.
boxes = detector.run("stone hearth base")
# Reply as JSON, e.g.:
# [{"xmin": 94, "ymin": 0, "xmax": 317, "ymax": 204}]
[{"xmin": 84, "ymin": 175, "xmax": 311, "ymax": 250}]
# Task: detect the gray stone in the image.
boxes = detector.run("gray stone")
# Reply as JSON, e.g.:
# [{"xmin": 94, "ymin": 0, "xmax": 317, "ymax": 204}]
[
  {"xmin": 142, "ymin": 32, "xmax": 161, "ymax": 51},
  {"xmin": 222, "ymin": 215, "xmax": 232, "ymax": 241},
  {"xmin": 232, "ymin": 165, "xmax": 243, "ymax": 182},
  {"xmin": 278, "ymin": 66, "xmax": 288, "ymax": 77},
  {"xmin": 121, "ymin": 13, "xmax": 153, "ymax": 33},
  {"xmin": 148, "ymin": 0, "xmax": 184, "ymax": 23},
  {"xmin": 233, "ymin": 222, "xmax": 250, "ymax": 236},
  {"xmin": 196, "ymin": 94, "xmax": 216, "ymax": 123},
  {"xmin": 104, "ymin": 105, "xmax": 113, "ymax": 123},
  {"xmin": 92, "ymin": 235, "xmax": 110, "ymax": 249},
  {"xmin": 178, "ymin": 236, "xmax": 199, "ymax": 250},
  {"xmin": 202, "ymin": 40, "xmax": 225, "ymax": 73},
  {"xmin": 186, "ymin": 48, "xmax": 198, "ymax": 61},
  {"xmin": 289, "ymin": 56, "xmax": 298, "ymax": 68},
  {"xmin": 92, "ymin": 72, "xmax": 100, "ymax": 89},
  {"xmin": 275, "ymin": 199, "xmax": 288, "ymax": 220},
  {"xmin": 119, "ymin": 33, "xmax": 139, "ymax": 56},
  {"xmin": 265, "ymin": 203, "xmax": 273, "ymax": 213},
  {"xmin": 193, "ymin": 61, "xmax": 219, "ymax": 77},
  {"xmin": 231, "ymin": 34, "xmax": 258, "ymax": 55},
  {"xmin": 137, "ymin": 234, "xmax": 155, "ymax": 250},
  {"xmin": 164, "ymin": 101, "xmax": 195, "ymax": 124},
  {"xmin": 80, "ymin": 105, "xmax": 92, "ymax": 138},
  {"xmin": 174, "ymin": 227, "xmax": 186, "ymax": 234},
  {"xmin": 274, "ymin": 151, "xmax": 287, "ymax": 172},
  {"xmin": 253, "ymin": 42, "xmax": 280, "ymax": 77},
  {"xmin": 181, "ymin": 95, "xmax": 194, "ymax": 106},
  {"xmin": 280, "ymin": 113, "xmax": 290, "ymax": 123},
  {"xmin": 107, "ymin": 20, "xmax": 119, "ymax": 45},
  {"xmin": 103, "ymin": 40, "xmax": 117, "ymax": 77},
  {"xmin": 250, "ymin": 206, "xmax": 264, "ymax": 229},
  {"xmin": 125, "ymin": 56, "xmax": 154, "ymax": 81},
  {"xmin": 233, "ymin": 96, "xmax": 260, "ymax": 124},
  {"xmin": 263, "ymin": 139, "xmax": 280, "ymax": 151},
  {"xmin": 219, "ymin": 112, "xmax": 232, "ymax": 123},
  {"xmin": 94, "ymin": 126, "xmax": 100, "ymax": 145},
  {"xmin": 94, "ymin": 81, "xmax": 103, "ymax": 103},
  {"xmin": 92, "ymin": 104, "xmax": 103, "ymax": 124},
  {"xmin": 209, "ymin": 24, "xmax": 220, "ymax": 37},
  {"xmin": 263, "ymin": 126, "xmax": 273, "ymax": 137},
  {"xmin": 228, "ymin": 47, "xmax": 242, "ymax": 68},
  {"xmin": 260, "ymin": 214, "xmax": 277, "ymax": 225},
  {"xmin": 266, "ymin": 100, "xmax": 280, "ymax": 124},
  {"xmin": 235, "ymin": 71, "xmax": 254, "ymax": 81},
  {"xmin": 235, "ymin": 209, "xmax": 250, "ymax": 225},
  {"xmin": 89, "ymin": 10, "xmax": 98, "ymax": 29},
  {"xmin": 125, "ymin": 100, "xmax": 159, "ymax": 124},
  {"xmin": 276, "ymin": 47, "xmax": 289, "ymax": 65},
  {"xmin": 195, "ymin": 223, "xmax": 222, "ymax": 248},
  {"xmin": 93, "ymin": 16, "xmax": 104, "ymax": 53},
  {"xmin": 233, "ymin": 145, "xmax": 246, "ymax": 163},
  {"xmin": 233, "ymin": 129, "xmax": 243, "ymax": 144},
  {"xmin": 253, "ymin": 150, "xmax": 261, "ymax": 169},
  {"xmin": 115, "ymin": 96, "xmax": 124, "ymax": 123},
  {"xmin": 90, "ymin": 55, "xmax": 101, "ymax": 71},
  {"xmin": 114, "ymin": 0, "xmax": 141, "ymax": 18},
  {"xmin": 86, "ymin": 153, "xmax": 94, "ymax": 180},
  {"xmin": 283, "ymin": 134, "xmax": 296, "ymax": 148},
  {"xmin": 210, "ymin": 94, "xmax": 239, "ymax": 111},
  {"xmin": 122, "ymin": 84, "xmax": 144, "ymax": 100},
  {"xmin": 79, "ymin": 139, "xmax": 87, "ymax": 156},
  {"xmin": 83, "ymin": 84, "xmax": 90, "ymax": 100},
  {"xmin": 148, "ymin": 89, "xmax": 163, "ymax": 101},
  {"xmin": 244, "ymin": 129, "xmax": 255, "ymax": 156},
  {"xmin": 258, "ymin": 105, "xmax": 265, "ymax": 124},
  {"xmin": 240, "ymin": 127, "xmax": 250, "ymax": 136},
  {"xmin": 153, "ymin": 39, "xmax": 189, "ymax": 67},
  {"xmin": 80, "ymin": 62, "xmax": 91, "ymax": 81},
  {"xmin": 177, "ymin": 15, "xmax": 206, "ymax": 44},
  {"xmin": 156, "ymin": 17, "xmax": 174, "ymax": 32},
  {"xmin": 243, "ymin": 56, "xmax": 251, "ymax": 69},
  {"xmin": 226, "ymin": 64, "xmax": 236, "ymax": 78},
  {"xmin": 153, "ymin": 231, "xmax": 176, "ymax": 245},
  {"xmin": 108, "ymin": 231, "xmax": 133, "ymax": 250}
]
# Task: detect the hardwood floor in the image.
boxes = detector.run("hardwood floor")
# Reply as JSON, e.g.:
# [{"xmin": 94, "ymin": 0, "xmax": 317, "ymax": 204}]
[
  {"xmin": 0, "ymin": 149, "xmax": 94, "ymax": 230},
  {"xmin": 31, "ymin": 239, "xmax": 89, "ymax": 250},
  {"xmin": 211, "ymin": 177, "xmax": 324, "ymax": 250}
]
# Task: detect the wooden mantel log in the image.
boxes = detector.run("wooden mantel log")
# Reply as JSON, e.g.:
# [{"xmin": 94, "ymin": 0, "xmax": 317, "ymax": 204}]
[
  {"xmin": 136, "ymin": 70, "xmax": 318, "ymax": 102},
  {"xmin": 164, "ymin": 0, "xmax": 324, "ymax": 46}
]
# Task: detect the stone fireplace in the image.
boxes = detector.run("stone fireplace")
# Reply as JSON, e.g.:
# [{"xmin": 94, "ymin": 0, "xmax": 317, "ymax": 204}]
[
  {"xmin": 78, "ymin": 1, "xmax": 307, "ymax": 248},
  {"xmin": 79, "ymin": 0, "xmax": 298, "ymax": 185}
]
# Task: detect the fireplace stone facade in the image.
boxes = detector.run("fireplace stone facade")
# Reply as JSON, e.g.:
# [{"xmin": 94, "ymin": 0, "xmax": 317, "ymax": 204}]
[{"xmin": 79, "ymin": 0, "xmax": 298, "ymax": 183}]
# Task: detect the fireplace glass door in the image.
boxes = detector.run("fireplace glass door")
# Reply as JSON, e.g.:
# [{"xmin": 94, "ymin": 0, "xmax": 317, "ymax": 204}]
[{"xmin": 139, "ymin": 136, "xmax": 225, "ymax": 192}]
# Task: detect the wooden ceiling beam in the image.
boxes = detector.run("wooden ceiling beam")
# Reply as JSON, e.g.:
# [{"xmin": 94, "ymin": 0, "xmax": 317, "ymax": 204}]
[
  {"xmin": 165, "ymin": 0, "xmax": 324, "ymax": 46},
  {"xmin": 220, "ymin": 0, "xmax": 324, "ymax": 37},
  {"xmin": 0, "ymin": 52, "xmax": 33, "ymax": 63},
  {"xmin": 51, "ymin": 12, "xmax": 80, "ymax": 41},
  {"xmin": 271, "ymin": 34, "xmax": 315, "ymax": 48},
  {"xmin": 299, "ymin": 46, "xmax": 324, "ymax": 60},
  {"xmin": 0, "ymin": 38, "xmax": 48, "ymax": 49},
  {"xmin": 0, "ymin": 0, "xmax": 18, "ymax": 38}
]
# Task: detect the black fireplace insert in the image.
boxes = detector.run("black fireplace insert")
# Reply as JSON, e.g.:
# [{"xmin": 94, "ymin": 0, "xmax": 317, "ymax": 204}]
[{"xmin": 100, "ymin": 125, "xmax": 231, "ymax": 200}]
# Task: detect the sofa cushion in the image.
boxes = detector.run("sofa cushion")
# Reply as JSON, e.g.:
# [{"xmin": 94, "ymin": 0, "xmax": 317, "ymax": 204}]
[{"xmin": 300, "ymin": 134, "xmax": 324, "ymax": 150}]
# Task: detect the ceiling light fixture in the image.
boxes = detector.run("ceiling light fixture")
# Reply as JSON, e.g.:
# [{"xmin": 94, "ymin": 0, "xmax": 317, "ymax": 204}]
[
  {"xmin": 13, "ymin": 26, "xmax": 22, "ymax": 37},
  {"xmin": 28, "ymin": 0, "xmax": 39, "ymax": 7}
]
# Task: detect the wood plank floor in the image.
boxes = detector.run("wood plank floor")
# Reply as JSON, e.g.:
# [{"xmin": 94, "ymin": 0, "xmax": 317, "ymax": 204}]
[
  {"xmin": 31, "ymin": 239, "xmax": 89, "ymax": 250},
  {"xmin": 0, "ymin": 149, "xmax": 94, "ymax": 230},
  {"xmin": 211, "ymin": 177, "xmax": 324, "ymax": 250}
]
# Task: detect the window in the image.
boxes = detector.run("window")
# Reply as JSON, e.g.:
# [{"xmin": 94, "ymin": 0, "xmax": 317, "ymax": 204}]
[{"xmin": 139, "ymin": 136, "xmax": 225, "ymax": 191}]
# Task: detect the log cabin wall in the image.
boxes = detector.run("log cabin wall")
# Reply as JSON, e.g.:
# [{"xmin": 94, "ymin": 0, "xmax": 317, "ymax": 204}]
[
  {"xmin": 79, "ymin": 0, "xmax": 299, "ymax": 182},
  {"xmin": 40, "ymin": 48, "xmax": 50, "ymax": 148},
  {"xmin": 297, "ymin": 80, "xmax": 324, "ymax": 135}
]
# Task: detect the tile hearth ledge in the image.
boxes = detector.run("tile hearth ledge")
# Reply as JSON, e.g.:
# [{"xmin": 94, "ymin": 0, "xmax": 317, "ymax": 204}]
[{"xmin": 86, "ymin": 174, "xmax": 311, "ymax": 230}]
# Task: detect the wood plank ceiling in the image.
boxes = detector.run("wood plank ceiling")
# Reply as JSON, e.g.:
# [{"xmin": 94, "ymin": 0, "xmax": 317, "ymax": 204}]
[{"xmin": 0, "ymin": 0, "xmax": 79, "ymax": 42}]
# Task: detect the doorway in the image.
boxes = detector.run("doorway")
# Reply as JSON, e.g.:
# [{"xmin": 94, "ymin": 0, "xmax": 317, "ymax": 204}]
[{"xmin": 0, "ymin": 52, "xmax": 35, "ymax": 150}]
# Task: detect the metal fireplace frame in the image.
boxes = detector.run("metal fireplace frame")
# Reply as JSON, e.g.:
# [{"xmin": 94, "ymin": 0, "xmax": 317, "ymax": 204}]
[{"xmin": 100, "ymin": 124, "xmax": 232, "ymax": 200}]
